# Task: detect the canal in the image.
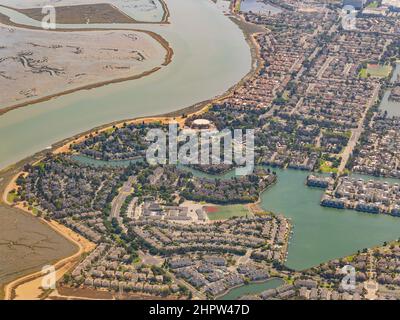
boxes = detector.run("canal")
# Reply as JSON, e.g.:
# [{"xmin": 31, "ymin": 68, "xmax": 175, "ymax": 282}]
[
  {"xmin": 217, "ymin": 278, "xmax": 284, "ymax": 300},
  {"xmin": 380, "ymin": 62, "xmax": 400, "ymax": 116}
]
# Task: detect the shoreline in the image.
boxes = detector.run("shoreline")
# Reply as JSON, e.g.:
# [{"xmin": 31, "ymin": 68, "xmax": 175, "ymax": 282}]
[
  {"xmin": 0, "ymin": 8, "xmax": 264, "ymax": 300},
  {"xmin": 50, "ymin": 14, "xmax": 266, "ymax": 157},
  {"xmin": 0, "ymin": 67, "xmax": 163, "ymax": 117},
  {"xmin": 159, "ymin": 0, "xmax": 171, "ymax": 23},
  {"xmin": 0, "ymin": 16, "xmax": 174, "ymax": 117}
]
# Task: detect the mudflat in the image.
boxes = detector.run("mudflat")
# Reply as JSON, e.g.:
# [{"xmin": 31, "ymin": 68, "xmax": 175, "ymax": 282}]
[
  {"xmin": 0, "ymin": 204, "xmax": 77, "ymax": 297},
  {"xmin": 15, "ymin": 4, "xmax": 136, "ymax": 24},
  {"xmin": 0, "ymin": 0, "xmax": 168, "ymax": 23},
  {"xmin": 0, "ymin": 25, "xmax": 168, "ymax": 113}
]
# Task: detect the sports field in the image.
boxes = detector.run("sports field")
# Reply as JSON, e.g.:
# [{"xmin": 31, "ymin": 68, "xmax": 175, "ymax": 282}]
[
  {"xmin": 204, "ymin": 204, "xmax": 253, "ymax": 220},
  {"xmin": 359, "ymin": 64, "xmax": 392, "ymax": 79}
]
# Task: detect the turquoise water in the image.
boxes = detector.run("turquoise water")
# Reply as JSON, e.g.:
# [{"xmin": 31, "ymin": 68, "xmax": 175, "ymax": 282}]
[
  {"xmin": 379, "ymin": 63, "xmax": 400, "ymax": 116},
  {"xmin": 260, "ymin": 168, "xmax": 400, "ymax": 271},
  {"xmin": 380, "ymin": 90, "xmax": 400, "ymax": 117},
  {"xmin": 390, "ymin": 63, "xmax": 400, "ymax": 83},
  {"xmin": 177, "ymin": 165, "xmax": 238, "ymax": 179},
  {"xmin": 177, "ymin": 166, "xmax": 400, "ymax": 270},
  {"xmin": 70, "ymin": 154, "xmax": 142, "ymax": 167},
  {"xmin": 0, "ymin": 0, "xmax": 252, "ymax": 170},
  {"xmin": 218, "ymin": 278, "xmax": 284, "ymax": 300}
]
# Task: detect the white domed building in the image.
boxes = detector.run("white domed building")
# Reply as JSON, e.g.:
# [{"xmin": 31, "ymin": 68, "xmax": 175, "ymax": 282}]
[{"xmin": 191, "ymin": 118, "xmax": 213, "ymax": 130}]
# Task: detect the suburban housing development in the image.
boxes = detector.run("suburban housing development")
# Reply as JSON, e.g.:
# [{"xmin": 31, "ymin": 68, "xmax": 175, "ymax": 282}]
[{"xmin": 2, "ymin": 0, "xmax": 400, "ymax": 302}]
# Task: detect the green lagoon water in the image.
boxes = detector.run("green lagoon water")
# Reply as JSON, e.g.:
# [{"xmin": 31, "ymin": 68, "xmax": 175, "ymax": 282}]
[
  {"xmin": 240, "ymin": 0, "xmax": 282, "ymax": 15},
  {"xmin": 218, "ymin": 278, "xmax": 284, "ymax": 300},
  {"xmin": 260, "ymin": 168, "xmax": 400, "ymax": 271},
  {"xmin": 70, "ymin": 154, "xmax": 142, "ymax": 167},
  {"xmin": 380, "ymin": 63, "xmax": 400, "ymax": 116},
  {"xmin": 182, "ymin": 166, "xmax": 400, "ymax": 270}
]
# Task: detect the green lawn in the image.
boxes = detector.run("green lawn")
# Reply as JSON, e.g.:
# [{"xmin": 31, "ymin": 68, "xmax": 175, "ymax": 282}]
[
  {"xmin": 359, "ymin": 68, "xmax": 368, "ymax": 78},
  {"xmin": 319, "ymin": 161, "xmax": 339, "ymax": 174},
  {"xmin": 235, "ymin": 0, "xmax": 241, "ymax": 11},
  {"xmin": 367, "ymin": 1, "xmax": 378, "ymax": 8},
  {"xmin": 206, "ymin": 204, "xmax": 253, "ymax": 220},
  {"xmin": 7, "ymin": 191, "xmax": 17, "ymax": 203}
]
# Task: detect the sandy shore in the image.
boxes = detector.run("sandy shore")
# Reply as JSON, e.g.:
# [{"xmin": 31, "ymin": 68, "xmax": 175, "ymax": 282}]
[
  {"xmin": 160, "ymin": 0, "xmax": 170, "ymax": 23},
  {"xmin": 0, "ymin": 8, "xmax": 264, "ymax": 301}
]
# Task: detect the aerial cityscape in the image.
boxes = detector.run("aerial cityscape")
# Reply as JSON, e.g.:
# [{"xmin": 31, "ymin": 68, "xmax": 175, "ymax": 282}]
[{"xmin": 1, "ymin": 0, "xmax": 400, "ymax": 303}]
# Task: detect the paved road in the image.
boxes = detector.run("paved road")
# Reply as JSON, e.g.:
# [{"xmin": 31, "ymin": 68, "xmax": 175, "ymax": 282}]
[
  {"xmin": 110, "ymin": 176, "xmax": 136, "ymax": 234},
  {"xmin": 237, "ymin": 249, "xmax": 252, "ymax": 265},
  {"xmin": 316, "ymin": 56, "xmax": 334, "ymax": 80},
  {"xmin": 167, "ymin": 271, "xmax": 206, "ymax": 300},
  {"xmin": 338, "ymin": 85, "xmax": 380, "ymax": 173},
  {"xmin": 137, "ymin": 251, "xmax": 205, "ymax": 299}
]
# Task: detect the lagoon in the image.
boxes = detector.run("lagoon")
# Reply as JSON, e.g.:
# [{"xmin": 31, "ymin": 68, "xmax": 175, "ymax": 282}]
[
  {"xmin": 379, "ymin": 63, "xmax": 400, "ymax": 116},
  {"xmin": 217, "ymin": 278, "xmax": 284, "ymax": 300},
  {"xmin": 260, "ymin": 167, "xmax": 400, "ymax": 271},
  {"xmin": 177, "ymin": 165, "xmax": 400, "ymax": 271},
  {"xmin": 70, "ymin": 154, "xmax": 142, "ymax": 167},
  {"xmin": 379, "ymin": 90, "xmax": 400, "ymax": 117}
]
